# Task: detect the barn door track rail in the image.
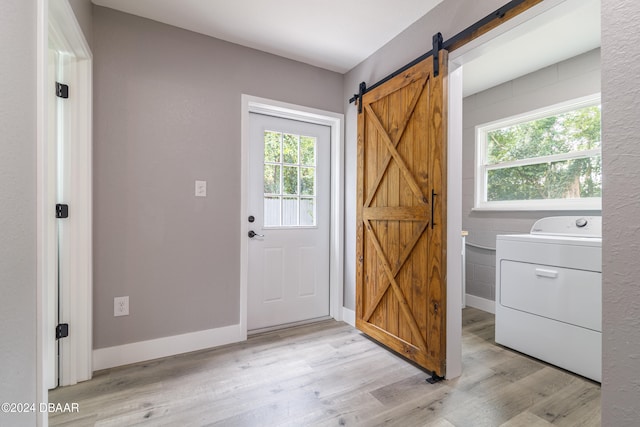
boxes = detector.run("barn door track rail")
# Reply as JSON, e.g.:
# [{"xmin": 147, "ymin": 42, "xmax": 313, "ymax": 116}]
[{"xmin": 349, "ymin": 0, "xmax": 542, "ymax": 111}]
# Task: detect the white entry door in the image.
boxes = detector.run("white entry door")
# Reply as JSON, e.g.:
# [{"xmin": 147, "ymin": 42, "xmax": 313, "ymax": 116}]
[{"xmin": 248, "ymin": 113, "xmax": 331, "ymax": 331}]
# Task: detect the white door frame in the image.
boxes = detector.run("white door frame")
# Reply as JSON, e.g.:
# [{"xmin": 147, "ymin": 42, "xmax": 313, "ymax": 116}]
[
  {"xmin": 445, "ymin": 0, "xmax": 572, "ymax": 380},
  {"xmin": 240, "ymin": 95, "xmax": 344, "ymax": 336},
  {"xmin": 37, "ymin": 0, "xmax": 92, "ymax": 414},
  {"xmin": 445, "ymin": 64, "xmax": 463, "ymax": 380}
]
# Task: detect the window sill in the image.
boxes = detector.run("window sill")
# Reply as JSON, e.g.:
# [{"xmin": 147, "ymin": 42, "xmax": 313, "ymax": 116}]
[{"xmin": 473, "ymin": 200, "xmax": 602, "ymax": 212}]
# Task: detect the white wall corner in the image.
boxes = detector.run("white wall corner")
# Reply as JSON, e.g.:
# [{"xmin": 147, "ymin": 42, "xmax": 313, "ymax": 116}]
[{"xmin": 92, "ymin": 324, "xmax": 245, "ymax": 371}]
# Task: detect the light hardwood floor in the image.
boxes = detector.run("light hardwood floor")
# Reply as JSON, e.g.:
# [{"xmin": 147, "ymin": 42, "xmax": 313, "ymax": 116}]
[{"xmin": 49, "ymin": 308, "xmax": 600, "ymax": 426}]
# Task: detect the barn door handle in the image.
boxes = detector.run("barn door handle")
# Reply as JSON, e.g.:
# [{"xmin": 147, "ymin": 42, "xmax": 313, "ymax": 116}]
[
  {"xmin": 248, "ymin": 230, "xmax": 264, "ymax": 238},
  {"xmin": 431, "ymin": 189, "xmax": 437, "ymax": 229}
]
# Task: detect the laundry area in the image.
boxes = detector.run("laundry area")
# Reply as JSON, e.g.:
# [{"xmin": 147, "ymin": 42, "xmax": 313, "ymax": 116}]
[
  {"xmin": 496, "ymin": 216, "xmax": 602, "ymax": 382},
  {"xmin": 458, "ymin": 0, "xmax": 602, "ymax": 384}
]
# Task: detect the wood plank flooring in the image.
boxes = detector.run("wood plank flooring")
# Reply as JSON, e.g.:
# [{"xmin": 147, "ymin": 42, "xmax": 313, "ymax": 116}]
[{"xmin": 49, "ymin": 308, "xmax": 600, "ymax": 426}]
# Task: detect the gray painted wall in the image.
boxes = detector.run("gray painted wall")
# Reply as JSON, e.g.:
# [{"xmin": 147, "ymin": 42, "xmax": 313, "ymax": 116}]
[
  {"xmin": 68, "ymin": 0, "xmax": 93, "ymax": 48},
  {"xmin": 342, "ymin": 0, "xmax": 507, "ymax": 310},
  {"xmin": 92, "ymin": 6, "xmax": 343, "ymax": 349},
  {"xmin": 0, "ymin": 0, "xmax": 37, "ymax": 425},
  {"xmin": 601, "ymin": 0, "xmax": 640, "ymax": 425},
  {"xmin": 463, "ymin": 48, "xmax": 601, "ymax": 301}
]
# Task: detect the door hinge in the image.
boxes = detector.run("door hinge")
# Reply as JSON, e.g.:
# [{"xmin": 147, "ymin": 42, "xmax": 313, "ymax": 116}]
[
  {"xmin": 56, "ymin": 324, "xmax": 69, "ymax": 340},
  {"xmin": 56, "ymin": 204, "xmax": 69, "ymax": 219},
  {"xmin": 56, "ymin": 82, "xmax": 69, "ymax": 99}
]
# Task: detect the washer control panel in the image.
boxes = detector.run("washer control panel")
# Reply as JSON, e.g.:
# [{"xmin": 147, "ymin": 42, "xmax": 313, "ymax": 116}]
[{"xmin": 530, "ymin": 216, "xmax": 601, "ymax": 238}]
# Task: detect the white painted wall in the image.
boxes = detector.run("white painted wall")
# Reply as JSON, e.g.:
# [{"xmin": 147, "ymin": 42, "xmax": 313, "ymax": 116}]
[{"xmin": 601, "ymin": 0, "xmax": 640, "ymax": 425}]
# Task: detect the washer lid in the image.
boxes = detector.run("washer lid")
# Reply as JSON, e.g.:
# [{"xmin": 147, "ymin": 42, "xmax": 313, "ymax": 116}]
[{"xmin": 530, "ymin": 216, "xmax": 601, "ymax": 238}]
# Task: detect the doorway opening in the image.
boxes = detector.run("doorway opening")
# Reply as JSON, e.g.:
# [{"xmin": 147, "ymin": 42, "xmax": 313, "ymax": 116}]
[
  {"xmin": 37, "ymin": 0, "xmax": 93, "ymax": 411},
  {"xmin": 447, "ymin": 0, "xmax": 601, "ymax": 377}
]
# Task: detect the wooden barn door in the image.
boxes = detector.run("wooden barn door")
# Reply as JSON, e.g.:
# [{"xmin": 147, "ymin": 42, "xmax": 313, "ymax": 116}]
[{"xmin": 356, "ymin": 51, "xmax": 447, "ymax": 376}]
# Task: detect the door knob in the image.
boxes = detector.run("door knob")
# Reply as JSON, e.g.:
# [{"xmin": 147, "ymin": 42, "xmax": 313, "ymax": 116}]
[{"xmin": 248, "ymin": 230, "xmax": 264, "ymax": 238}]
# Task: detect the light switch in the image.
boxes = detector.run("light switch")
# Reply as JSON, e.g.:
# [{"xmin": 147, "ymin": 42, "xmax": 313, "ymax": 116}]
[{"xmin": 195, "ymin": 180, "xmax": 207, "ymax": 197}]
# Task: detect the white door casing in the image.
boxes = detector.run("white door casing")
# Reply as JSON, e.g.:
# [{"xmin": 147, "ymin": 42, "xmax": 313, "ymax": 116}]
[
  {"xmin": 240, "ymin": 95, "xmax": 344, "ymax": 336},
  {"xmin": 38, "ymin": 0, "xmax": 93, "ymax": 408},
  {"xmin": 247, "ymin": 114, "xmax": 331, "ymax": 331},
  {"xmin": 47, "ymin": 48, "xmax": 76, "ymax": 390},
  {"xmin": 46, "ymin": 48, "xmax": 60, "ymax": 390}
]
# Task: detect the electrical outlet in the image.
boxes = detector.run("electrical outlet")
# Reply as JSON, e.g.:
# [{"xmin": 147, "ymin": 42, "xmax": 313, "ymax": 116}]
[{"xmin": 114, "ymin": 296, "xmax": 129, "ymax": 317}]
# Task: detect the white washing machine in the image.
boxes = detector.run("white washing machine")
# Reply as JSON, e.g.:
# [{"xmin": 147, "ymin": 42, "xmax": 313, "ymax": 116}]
[{"xmin": 495, "ymin": 216, "xmax": 602, "ymax": 382}]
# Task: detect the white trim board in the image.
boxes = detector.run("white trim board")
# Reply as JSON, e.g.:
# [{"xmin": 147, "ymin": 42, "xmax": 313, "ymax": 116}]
[
  {"xmin": 342, "ymin": 307, "xmax": 355, "ymax": 327},
  {"xmin": 446, "ymin": 63, "xmax": 464, "ymax": 380},
  {"xmin": 465, "ymin": 294, "xmax": 496, "ymax": 314},
  {"xmin": 240, "ymin": 95, "xmax": 345, "ymax": 335},
  {"xmin": 38, "ymin": 0, "xmax": 93, "ymax": 418},
  {"xmin": 37, "ymin": 0, "xmax": 93, "ymax": 423},
  {"xmin": 93, "ymin": 324, "xmax": 244, "ymax": 371}
]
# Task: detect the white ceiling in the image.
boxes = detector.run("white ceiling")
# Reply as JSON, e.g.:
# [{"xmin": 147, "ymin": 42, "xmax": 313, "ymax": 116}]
[
  {"xmin": 92, "ymin": 0, "xmax": 600, "ymax": 94},
  {"xmin": 91, "ymin": 0, "xmax": 445, "ymax": 73}
]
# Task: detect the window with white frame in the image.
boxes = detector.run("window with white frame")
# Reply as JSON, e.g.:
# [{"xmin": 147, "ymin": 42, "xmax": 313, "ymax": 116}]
[{"xmin": 475, "ymin": 96, "xmax": 602, "ymax": 210}]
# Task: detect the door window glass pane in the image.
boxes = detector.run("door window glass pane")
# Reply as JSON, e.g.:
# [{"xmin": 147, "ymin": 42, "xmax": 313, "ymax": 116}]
[
  {"xmin": 300, "ymin": 136, "xmax": 316, "ymax": 166},
  {"xmin": 264, "ymin": 197, "xmax": 281, "ymax": 227},
  {"xmin": 263, "ymin": 164, "xmax": 280, "ymax": 194},
  {"xmin": 283, "ymin": 166, "xmax": 298, "ymax": 195},
  {"xmin": 264, "ymin": 131, "xmax": 281, "ymax": 163},
  {"xmin": 300, "ymin": 198, "xmax": 315, "ymax": 226},
  {"xmin": 263, "ymin": 130, "xmax": 317, "ymax": 227},
  {"xmin": 300, "ymin": 167, "xmax": 315, "ymax": 196},
  {"xmin": 283, "ymin": 133, "xmax": 298, "ymax": 164},
  {"xmin": 282, "ymin": 197, "xmax": 298, "ymax": 226}
]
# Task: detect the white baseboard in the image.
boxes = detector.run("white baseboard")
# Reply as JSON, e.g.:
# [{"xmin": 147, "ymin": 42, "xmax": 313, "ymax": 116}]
[
  {"xmin": 465, "ymin": 294, "xmax": 495, "ymax": 314},
  {"xmin": 342, "ymin": 307, "xmax": 355, "ymax": 327},
  {"xmin": 93, "ymin": 323, "xmax": 245, "ymax": 371}
]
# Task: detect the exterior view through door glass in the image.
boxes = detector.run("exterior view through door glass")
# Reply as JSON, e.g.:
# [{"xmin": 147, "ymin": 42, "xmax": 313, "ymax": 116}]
[{"xmin": 248, "ymin": 113, "xmax": 330, "ymax": 331}]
